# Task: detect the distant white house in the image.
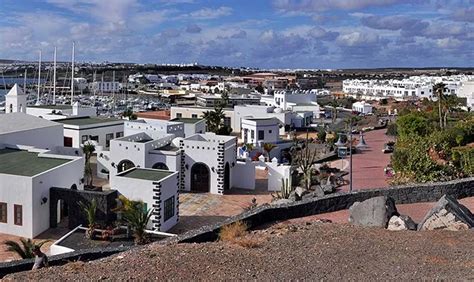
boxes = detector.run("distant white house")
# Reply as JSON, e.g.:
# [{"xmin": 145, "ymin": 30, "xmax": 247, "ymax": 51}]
[
  {"xmin": 458, "ymin": 81, "xmax": 474, "ymax": 109},
  {"xmin": 241, "ymin": 117, "xmax": 280, "ymax": 146},
  {"xmin": 4, "ymin": 84, "xmax": 26, "ymax": 114},
  {"xmin": 352, "ymin": 101, "xmax": 373, "ymax": 114}
]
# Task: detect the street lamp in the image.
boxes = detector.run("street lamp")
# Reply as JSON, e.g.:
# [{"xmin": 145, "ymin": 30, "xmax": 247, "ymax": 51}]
[{"xmin": 335, "ymin": 122, "xmax": 368, "ymax": 193}]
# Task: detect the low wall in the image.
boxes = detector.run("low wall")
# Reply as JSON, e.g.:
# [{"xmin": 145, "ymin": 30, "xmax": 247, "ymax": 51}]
[
  {"xmin": 170, "ymin": 177, "xmax": 474, "ymax": 243},
  {"xmin": 0, "ymin": 246, "xmax": 132, "ymax": 278}
]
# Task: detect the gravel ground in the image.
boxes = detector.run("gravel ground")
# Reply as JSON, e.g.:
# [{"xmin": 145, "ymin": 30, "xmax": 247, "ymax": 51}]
[{"xmin": 6, "ymin": 222, "xmax": 474, "ymax": 281}]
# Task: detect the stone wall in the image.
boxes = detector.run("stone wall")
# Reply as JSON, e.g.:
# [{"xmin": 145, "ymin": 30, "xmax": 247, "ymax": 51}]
[
  {"xmin": 50, "ymin": 188, "xmax": 118, "ymax": 229},
  {"xmin": 171, "ymin": 177, "xmax": 474, "ymax": 243},
  {"xmin": 0, "ymin": 246, "xmax": 131, "ymax": 278}
]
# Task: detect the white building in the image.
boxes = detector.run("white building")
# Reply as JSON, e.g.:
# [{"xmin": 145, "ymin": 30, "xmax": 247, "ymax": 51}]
[
  {"xmin": 272, "ymin": 90, "xmax": 318, "ymax": 110},
  {"xmin": 0, "ymin": 145, "xmax": 84, "ymax": 238},
  {"xmin": 234, "ymin": 105, "xmax": 290, "ymax": 135},
  {"xmin": 26, "ymin": 102, "xmax": 98, "ymax": 121},
  {"xmin": 458, "ymin": 81, "xmax": 474, "ymax": 109},
  {"xmin": 171, "ymin": 106, "xmax": 234, "ymax": 129},
  {"xmin": 57, "ymin": 117, "xmax": 124, "ymax": 148},
  {"xmin": 5, "ymin": 84, "xmax": 26, "ymax": 114},
  {"xmin": 352, "ymin": 101, "xmax": 373, "ymax": 114},
  {"xmin": 125, "ymin": 119, "xmax": 185, "ymax": 139},
  {"xmin": 0, "ymin": 113, "xmax": 63, "ymax": 149},
  {"xmin": 241, "ymin": 117, "xmax": 280, "ymax": 146},
  {"xmin": 111, "ymin": 168, "xmax": 179, "ymax": 232},
  {"xmin": 169, "ymin": 118, "xmax": 206, "ymax": 137},
  {"xmin": 91, "ymin": 81, "xmax": 122, "ymax": 93}
]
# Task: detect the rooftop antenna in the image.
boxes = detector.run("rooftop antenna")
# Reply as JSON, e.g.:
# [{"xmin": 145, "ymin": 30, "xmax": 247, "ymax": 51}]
[
  {"xmin": 71, "ymin": 41, "xmax": 75, "ymax": 104},
  {"xmin": 36, "ymin": 50, "xmax": 42, "ymax": 105},
  {"xmin": 53, "ymin": 46, "xmax": 57, "ymax": 105}
]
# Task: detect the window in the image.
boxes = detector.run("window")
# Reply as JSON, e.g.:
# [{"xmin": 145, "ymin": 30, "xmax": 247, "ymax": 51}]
[
  {"xmin": 106, "ymin": 133, "xmax": 114, "ymax": 148},
  {"xmin": 269, "ymin": 130, "xmax": 272, "ymax": 134},
  {"xmin": 0, "ymin": 203, "xmax": 6, "ymax": 223},
  {"xmin": 14, "ymin": 205, "xmax": 22, "ymax": 226},
  {"xmin": 258, "ymin": 130, "xmax": 264, "ymax": 140},
  {"xmin": 191, "ymin": 114, "xmax": 198, "ymax": 118},
  {"xmin": 81, "ymin": 135, "xmax": 88, "ymax": 144},
  {"xmin": 176, "ymin": 113, "xmax": 182, "ymax": 118},
  {"xmin": 224, "ymin": 117, "xmax": 231, "ymax": 127},
  {"xmin": 90, "ymin": 135, "xmax": 99, "ymax": 142},
  {"xmin": 164, "ymin": 196, "xmax": 175, "ymax": 222},
  {"xmin": 116, "ymin": 132, "xmax": 124, "ymax": 138},
  {"xmin": 250, "ymin": 130, "xmax": 254, "ymax": 139}
]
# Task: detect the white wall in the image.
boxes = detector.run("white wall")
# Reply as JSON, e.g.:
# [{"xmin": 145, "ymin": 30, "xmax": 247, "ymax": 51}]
[
  {"xmin": 64, "ymin": 123, "xmax": 124, "ymax": 148},
  {"xmin": 31, "ymin": 157, "xmax": 84, "ymax": 237},
  {"xmin": 0, "ymin": 125, "xmax": 63, "ymax": 150},
  {"xmin": 232, "ymin": 159, "xmax": 255, "ymax": 190},
  {"xmin": 125, "ymin": 120, "xmax": 184, "ymax": 139},
  {"xmin": 266, "ymin": 162, "xmax": 291, "ymax": 192}
]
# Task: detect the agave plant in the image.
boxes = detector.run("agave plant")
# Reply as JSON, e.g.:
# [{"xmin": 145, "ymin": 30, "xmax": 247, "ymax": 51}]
[
  {"xmin": 122, "ymin": 202, "xmax": 153, "ymax": 245},
  {"xmin": 78, "ymin": 199, "xmax": 98, "ymax": 239},
  {"xmin": 4, "ymin": 238, "xmax": 48, "ymax": 259}
]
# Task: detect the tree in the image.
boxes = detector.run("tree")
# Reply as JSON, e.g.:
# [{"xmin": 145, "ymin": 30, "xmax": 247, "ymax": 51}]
[
  {"xmin": 396, "ymin": 112, "xmax": 432, "ymax": 138},
  {"xmin": 122, "ymin": 108, "xmax": 137, "ymax": 120},
  {"xmin": 433, "ymin": 82, "xmax": 446, "ymax": 129},
  {"xmin": 4, "ymin": 239, "xmax": 48, "ymax": 259},
  {"xmin": 262, "ymin": 143, "xmax": 277, "ymax": 161},
  {"xmin": 78, "ymin": 199, "xmax": 97, "ymax": 239},
  {"xmin": 122, "ymin": 201, "xmax": 153, "ymax": 245},
  {"xmin": 255, "ymin": 85, "xmax": 264, "ymax": 93},
  {"xmin": 220, "ymin": 92, "xmax": 229, "ymax": 107},
  {"xmin": 202, "ymin": 105, "xmax": 227, "ymax": 134},
  {"xmin": 292, "ymin": 132, "xmax": 323, "ymax": 190},
  {"xmin": 82, "ymin": 143, "xmax": 96, "ymax": 187}
]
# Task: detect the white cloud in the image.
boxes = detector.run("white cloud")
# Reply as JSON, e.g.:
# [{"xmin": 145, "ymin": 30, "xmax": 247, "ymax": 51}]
[{"xmin": 188, "ymin": 6, "xmax": 232, "ymax": 20}]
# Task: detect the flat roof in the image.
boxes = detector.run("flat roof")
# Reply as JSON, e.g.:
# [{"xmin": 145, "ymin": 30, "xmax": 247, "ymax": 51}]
[
  {"xmin": 57, "ymin": 117, "xmax": 123, "ymax": 126},
  {"xmin": 120, "ymin": 168, "xmax": 174, "ymax": 182},
  {"xmin": 171, "ymin": 117, "xmax": 203, "ymax": 124},
  {"xmin": 154, "ymin": 144, "xmax": 180, "ymax": 152},
  {"xmin": 28, "ymin": 105, "xmax": 72, "ymax": 110},
  {"xmin": 0, "ymin": 149, "xmax": 71, "ymax": 176}
]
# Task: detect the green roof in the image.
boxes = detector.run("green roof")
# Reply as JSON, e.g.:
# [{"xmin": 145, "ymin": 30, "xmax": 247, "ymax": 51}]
[
  {"xmin": 57, "ymin": 117, "xmax": 123, "ymax": 126},
  {"xmin": 171, "ymin": 117, "xmax": 203, "ymax": 124},
  {"xmin": 28, "ymin": 105, "xmax": 72, "ymax": 110},
  {"xmin": 120, "ymin": 168, "xmax": 174, "ymax": 182},
  {"xmin": 0, "ymin": 149, "xmax": 71, "ymax": 176}
]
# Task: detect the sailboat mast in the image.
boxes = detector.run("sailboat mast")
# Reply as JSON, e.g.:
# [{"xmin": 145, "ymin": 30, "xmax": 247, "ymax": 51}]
[
  {"xmin": 37, "ymin": 50, "xmax": 42, "ymax": 105},
  {"xmin": 92, "ymin": 70, "xmax": 97, "ymax": 102},
  {"xmin": 23, "ymin": 68, "xmax": 27, "ymax": 93},
  {"xmin": 112, "ymin": 70, "xmax": 116, "ymax": 114},
  {"xmin": 53, "ymin": 46, "xmax": 57, "ymax": 105},
  {"xmin": 71, "ymin": 42, "xmax": 75, "ymax": 104}
]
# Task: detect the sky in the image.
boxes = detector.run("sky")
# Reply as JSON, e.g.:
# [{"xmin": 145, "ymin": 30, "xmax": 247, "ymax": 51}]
[{"xmin": 0, "ymin": 0, "xmax": 473, "ymax": 69}]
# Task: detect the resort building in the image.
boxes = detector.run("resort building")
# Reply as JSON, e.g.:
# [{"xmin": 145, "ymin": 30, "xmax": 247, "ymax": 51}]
[
  {"xmin": 0, "ymin": 113, "xmax": 63, "ymax": 149},
  {"xmin": 111, "ymin": 168, "xmax": 179, "ymax": 232},
  {"xmin": 352, "ymin": 101, "xmax": 373, "ymax": 115},
  {"xmin": 0, "ymin": 146, "xmax": 84, "ymax": 238},
  {"xmin": 56, "ymin": 117, "xmax": 124, "ymax": 148}
]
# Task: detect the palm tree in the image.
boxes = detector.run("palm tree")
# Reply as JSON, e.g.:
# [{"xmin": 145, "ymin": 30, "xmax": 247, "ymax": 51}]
[
  {"xmin": 202, "ymin": 105, "xmax": 226, "ymax": 134},
  {"xmin": 262, "ymin": 143, "xmax": 277, "ymax": 161},
  {"xmin": 78, "ymin": 199, "xmax": 97, "ymax": 239},
  {"xmin": 82, "ymin": 142, "xmax": 96, "ymax": 187},
  {"xmin": 433, "ymin": 82, "xmax": 446, "ymax": 129},
  {"xmin": 123, "ymin": 202, "xmax": 153, "ymax": 245},
  {"xmin": 4, "ymin": 238, "xmax": 47, "ymax": 259}
]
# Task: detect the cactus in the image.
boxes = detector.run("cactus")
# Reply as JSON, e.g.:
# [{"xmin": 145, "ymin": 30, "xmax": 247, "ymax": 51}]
[{"xmin": 280, "ymin": 177, "xmax": 292, "ymax": 199}]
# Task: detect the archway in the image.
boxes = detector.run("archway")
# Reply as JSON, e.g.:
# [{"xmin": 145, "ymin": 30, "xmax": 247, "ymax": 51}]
[
  {"xmin": 191, "ymin": 163, "xmax": 210, "ymax": 192},
  {"xmin": 117, "ymin": 159, "xmax": 135, "ymax": 173},
  {"xmin": 71, "ymin": 184, "xmax": 77, "ymax": 190},
  {"xmin": 224, "ymin": 162, "xmax": 230, "ymax": 191},
  {"xmin": 152, "ymin": 162, "xmax": 169, "ymax": 170}
]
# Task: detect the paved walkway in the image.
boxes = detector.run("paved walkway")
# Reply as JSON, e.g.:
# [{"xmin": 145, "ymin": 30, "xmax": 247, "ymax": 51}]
[{"xmin": 329, "ymin": 129, "xmax": 394, "ymax": 192}]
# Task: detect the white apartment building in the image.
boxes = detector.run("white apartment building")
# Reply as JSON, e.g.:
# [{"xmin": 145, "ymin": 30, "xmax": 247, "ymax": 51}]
[
  {"xmin": 458, "ymin": 81, "xmax": 474, "ymax": 109},
  {"xmin": 272, "ymin": 90, "xmax": 318, "ymax": 110},
  {"xmin": 234, "ymin": 105, "xmax": 290, "ymax": 135},
  {"xmin": 91, "ymin": 81, "xmax": 122, "ymax": 93},
  {"xmin": 57, "ymin": 117, "xmax": 124, "ymax": 148},
  {"xmin": 342, "ymin": 75, "xmax": 474, "ymax": 100}
]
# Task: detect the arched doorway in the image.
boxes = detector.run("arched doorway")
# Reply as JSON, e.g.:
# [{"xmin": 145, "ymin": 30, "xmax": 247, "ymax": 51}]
[
  {"xmin": 152, "ymin": 162, "xmax": 169, "ymax": 170},
  {"xmin": 117, "ymin": 160, "xmax": 135, "ymax": 173},
  {"xmin": 191, "ymin": 163, "xmax": 210, "ymax": 192},
  {"xmin": 224, "ymin": 162, "xmax": 230, "ymax": 191},
  {"xmin": 71, "ymin": 184, "xmax": 77, "ymax": 190}
]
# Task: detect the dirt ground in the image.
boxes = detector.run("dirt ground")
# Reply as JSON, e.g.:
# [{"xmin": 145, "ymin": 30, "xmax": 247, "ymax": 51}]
[{"xmin": 7, "ymin": 222, "xmax": 473, "ymax": 280}]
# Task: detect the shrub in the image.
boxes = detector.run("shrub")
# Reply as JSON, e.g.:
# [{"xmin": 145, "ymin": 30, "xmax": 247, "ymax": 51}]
[{"xmin": 219, "ymin": 221, "xmax": 248, "ymax": 242}]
